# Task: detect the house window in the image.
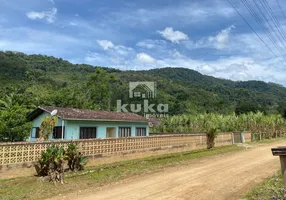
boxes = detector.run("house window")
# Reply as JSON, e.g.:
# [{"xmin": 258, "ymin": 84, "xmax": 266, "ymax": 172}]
[
  {"xmin": 31, "ymin": 127, "xmax": 40, "ymax": 138},
  {"xmin": 53, "ymin": 126, "xmax": 64, "ymax": 139},
  {"xmin": 80, "ymin": 127, "xmax": 97, "ymax": 139},
  {"xmin": 119, "ymin": 127, "xmax": 131, "ymax": 137},
  {"xmin": 136, "ymin": 128, "xmax": 146, "ymax": 136}
]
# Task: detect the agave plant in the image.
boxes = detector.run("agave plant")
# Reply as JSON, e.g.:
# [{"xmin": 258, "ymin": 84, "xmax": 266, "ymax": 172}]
[
  {"xmin": 35, "ymin": 144, "xmax": 66, "ymax": 185},
  {"xmin": 65, "ymin": 142, "xmax": 88, "ymax": 171}
]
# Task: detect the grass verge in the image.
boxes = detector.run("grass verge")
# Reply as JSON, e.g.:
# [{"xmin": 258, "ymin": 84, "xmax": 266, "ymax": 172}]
[
  {"xmin": 244, "ymin": 171, "xmax": 285, "ymax": 200},
  {"xmin": 0, "ymin": 145, "xmax": 243, "ymax": 200},
  {"xmin": 247, "ymin": 135, "xmax": 286, "ymax": 145}
]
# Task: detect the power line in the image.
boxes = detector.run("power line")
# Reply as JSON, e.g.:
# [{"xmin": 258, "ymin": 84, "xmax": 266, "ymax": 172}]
[
  {"xmin": 252, "ymin": 0, "xmax": 286, "ymax": 54},
  {"xmin": 276, "ymin": 0, "xmax": 286, "ymax": 20},
  {"xmin": 259, "ymin": 0, "xmax": 286, "ymax": 48},
  {"xmin": 241, "ymin": 0, "xmax": 286, "ymax": 59},
  {"xmin": 227, "ymin": 0, "xmax": 286, "ymax": 67}
]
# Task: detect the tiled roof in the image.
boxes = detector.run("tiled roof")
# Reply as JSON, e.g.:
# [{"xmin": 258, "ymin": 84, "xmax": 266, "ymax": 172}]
[{"xmin": 31, "ymin": 106, "xmax": 148, "ymax": 122}]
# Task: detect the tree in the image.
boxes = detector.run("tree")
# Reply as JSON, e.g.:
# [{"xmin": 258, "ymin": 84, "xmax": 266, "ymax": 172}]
[
  {"xmin": 39, "ymin": 116, "xmax": 58, "ymax": 140},
  {"xmin": 87, "ymin": 68, "xmax": 115, "ymax": 110},
  {"xmin": 0, "ymin": 105, "xmax": 32, "ymax": 142},
  {"xmin": 0, "ymin": 94, "xmax": 14, "ymax": 110}
]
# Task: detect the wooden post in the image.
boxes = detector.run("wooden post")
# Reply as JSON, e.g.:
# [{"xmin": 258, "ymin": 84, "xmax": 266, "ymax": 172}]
[
  {"xmin": 280, "ymin": 155, "xmax": 286, "ymax": 187},
  {"xmin": 271, "ymin": 147, "xmax": 286, "ymax": 188}
]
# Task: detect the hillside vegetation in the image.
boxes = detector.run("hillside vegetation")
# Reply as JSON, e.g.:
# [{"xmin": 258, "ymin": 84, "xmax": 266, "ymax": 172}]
[{"xmin": 1, "ymin": 50, "xmax": 286, "ymax": 116}]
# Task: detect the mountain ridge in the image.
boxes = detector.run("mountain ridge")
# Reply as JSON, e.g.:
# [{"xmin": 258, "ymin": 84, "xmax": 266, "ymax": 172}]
[{"xmin": 1, "ymin": 50, "xmax": 286, "ymax": 115}]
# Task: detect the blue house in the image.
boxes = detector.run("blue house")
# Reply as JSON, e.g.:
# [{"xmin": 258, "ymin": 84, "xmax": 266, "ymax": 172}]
[{"xmin": 28, "ymin": 106, "xmax": 149, "ymax": 141}]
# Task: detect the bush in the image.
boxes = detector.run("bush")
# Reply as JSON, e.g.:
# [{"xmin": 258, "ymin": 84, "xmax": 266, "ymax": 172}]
[
  {"xmin": 35, "ymin": 143, "xmax": 88, "ymax": 185},
  {"xmin": 0, "ymin": 105, "xmax": 32, "ymax": 142},
  {"xmin": 206, "ymin": 128, "xmax": 218, "ymax": 149},
  {"xmin": 65, "ymin": 142, "xmax": 88, "ymax": 171},
  {"xmin": 35, "ymin": 144, "xmax": 65, "ymax": 184}
]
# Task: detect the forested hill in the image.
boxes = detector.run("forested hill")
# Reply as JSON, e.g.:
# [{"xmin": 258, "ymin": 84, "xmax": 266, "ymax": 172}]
[{"xmin": 1, "ymin": 50, "xmax": 286, "ymax": 116}]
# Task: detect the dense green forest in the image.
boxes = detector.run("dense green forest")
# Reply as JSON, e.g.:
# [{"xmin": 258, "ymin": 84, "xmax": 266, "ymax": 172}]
[
  {"xmin": 1, "ymin": 50, "xmax": 286, "ymax": 115},
  {"xmin": 1, "ymin": 50, "xmax": 286, "ymax": 141}
]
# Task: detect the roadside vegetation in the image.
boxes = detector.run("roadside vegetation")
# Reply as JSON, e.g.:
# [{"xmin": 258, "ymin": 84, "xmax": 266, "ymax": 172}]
[
  {"xmin": 152, "ymin": 113, "xmax": 286, "ymax": 139},
  {"xmin": 244, "ymin": 171, "xmax": 285, "ymax": 200},
  {"xmin": 0, "ymin": 145, "xmax": 242, "ymax": 200},
  {"xmin": 35, "ymin": 142, "xmax": 88, "ymax": 185},
  {"xmin": 151, "ymin": 112, "xmax": 286, "ymax": 148}
]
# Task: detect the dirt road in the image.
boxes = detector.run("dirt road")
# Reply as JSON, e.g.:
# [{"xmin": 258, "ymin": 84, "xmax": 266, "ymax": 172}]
[{"xmin": 56, "ymin": 142, "xmax": 285, "ymax": 200}]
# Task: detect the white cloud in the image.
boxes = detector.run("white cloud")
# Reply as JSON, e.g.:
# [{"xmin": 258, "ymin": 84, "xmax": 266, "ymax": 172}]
[
  {"xmin": 97, "ymin": 40, "xmax": 133, "ymax": 57},
  {"xmin": 158, "ymin": 27, "xmax": 188, "ymax": 43},
  {"xmin": 171, "ymin": 49, "xmax": 183, "ymax": 58},
  {"xmin": 230, "ymin": 72, "xmax": 253, "ymax": 81},
  {"xmin": 49, "ymin": 0, "xmax": 55, "ymax": 5},
  {"xmin": 69, "ymin": 22, "xmax": 77, "ymax": 26},
  {"xmin": 97, "ymin": 40, "xmax": 115, "ymax": 50},
  {"xmin": 26, "ymin": 8, "xmax": 57, "ymax": 23},
  {"xmin": 107, "ymin": 2, "xmax": 235, "ymax": 27},
  {"xmin": 136, "ymin": 39, "xmax": 166, "ymax": 49},
  {"xmin": 197, "ymin": 64, "xmax": 217, "ymax": 74},
  {"xmin": 136, "ymin": 53, "xmax": 155, "ymax": 64},
  {"xmin": 195, "ymin": 25, "xmax": 235, "ymax": 50},
  {"xmin": 209, "ymin": 25, "xmax": 235, "ymax": 49},
  {"xmin": 113, "ymin": 45, "xmax": 133, "ymax": 56}
]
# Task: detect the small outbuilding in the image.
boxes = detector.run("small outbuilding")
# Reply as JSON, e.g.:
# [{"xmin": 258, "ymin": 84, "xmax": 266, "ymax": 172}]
[{"xmin": 28, "ymin": 106, "xmax": 149, "ymax": 141}]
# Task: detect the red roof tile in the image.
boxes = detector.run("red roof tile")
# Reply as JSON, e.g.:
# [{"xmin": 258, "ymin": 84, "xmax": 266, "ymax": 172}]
[{"xmin": 36, "ymin": 106, "xmax": 148, "ymax": 122}]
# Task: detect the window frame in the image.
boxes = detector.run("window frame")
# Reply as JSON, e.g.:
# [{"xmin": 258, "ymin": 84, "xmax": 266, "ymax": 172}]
[
  {"xmin": 53, "ymin": 126, "xmax": 65, "ymax": 139},
  {"xmin": 136, "ymin": 127, "xmax": 147, "ymax": 136},
  {"xmin": 79, "ymin": 127, "xmax": 97, "ymax": 139},
  {"xmin": 31, "ymin": 127, "xmax": 40, "ymax": 139},
  {"xmin": 118, "ymin": 127, "xmax": 132, "ymax": 137}
]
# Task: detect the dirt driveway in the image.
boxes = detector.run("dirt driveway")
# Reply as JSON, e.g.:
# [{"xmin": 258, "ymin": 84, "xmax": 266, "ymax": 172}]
[{"xmin": 53, "ymin": 142, "xmax": 284, "ymax": 200}]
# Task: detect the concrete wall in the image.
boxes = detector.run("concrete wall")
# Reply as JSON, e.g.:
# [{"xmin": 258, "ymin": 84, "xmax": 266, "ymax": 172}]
[{"xmin": 244, "ymin": 131, "xmax": 252, "ymax": 142}]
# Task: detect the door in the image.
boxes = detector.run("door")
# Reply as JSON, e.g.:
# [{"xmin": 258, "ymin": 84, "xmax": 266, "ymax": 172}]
[{"xmin": 106, "ymin": 127, "xmax": 116, "ymax": 138}]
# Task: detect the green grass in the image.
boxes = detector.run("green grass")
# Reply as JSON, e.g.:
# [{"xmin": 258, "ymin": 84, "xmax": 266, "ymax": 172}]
[
  {"xmin": 244, "ymin": 171, "xmax": 285, "ymax": 200},
  {"xmin": 247, "ymin": 135, "xmax": 286, "ymax": 145},
  {"xmin": 0, "ymin": 145, "xmax": 243, "ymax": 200}
]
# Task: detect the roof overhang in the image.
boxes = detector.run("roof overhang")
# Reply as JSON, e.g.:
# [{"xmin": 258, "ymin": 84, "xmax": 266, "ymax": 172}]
[
  {"xmin": 27, "ymin": 106, "xmax": 63, "ymax": 121},
  {"xmin": 63, "ymin": 118, "xmax": 148, "ymax": 123},
  {"xmin": 27, "ymin": 106, "xmax": 147, "ymax": 123}
]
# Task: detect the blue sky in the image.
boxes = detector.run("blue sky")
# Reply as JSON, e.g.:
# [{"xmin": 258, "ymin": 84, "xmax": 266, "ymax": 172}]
[{"xmin": 2, "ymin": 0, "xmax": 286, "ymax": 85}]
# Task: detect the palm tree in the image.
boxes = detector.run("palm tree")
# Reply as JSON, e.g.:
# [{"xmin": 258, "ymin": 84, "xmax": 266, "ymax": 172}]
[{"xmin": 0, "ymin": 93, "xmax": 14, "ymax": 110}]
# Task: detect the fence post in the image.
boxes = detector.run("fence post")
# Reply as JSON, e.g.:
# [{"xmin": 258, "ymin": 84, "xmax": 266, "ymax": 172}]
[
  {"xmin": 271, "ymin": 147, "xmax": 286, "ymax": 188},
  {"xmin": 231, "ymin": 132, "xmax": 235, "ymax": 144},
  {"xmin": 241, "ymin": 132, "xmax": 245, "ymax": 143}
]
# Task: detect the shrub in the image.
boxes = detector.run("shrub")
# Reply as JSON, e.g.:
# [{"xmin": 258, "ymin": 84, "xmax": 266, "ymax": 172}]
[
  {"xmin": 35, "ymin": 144, "xmax": 65, "ymax": 184},
  {"xmin": 35, "ymin": 142, "xmax": 88, "ymax": 185},
  {"xmin": 206, "ymin": 128, "xmax": 218, "ymax": 149},
  {"xmin": 39, "ymin": 116, "xmax": 58, "ymax": 141},
  {"xmin": 65, "ymin": 142, "xmax": 88, "ymax": 171}
]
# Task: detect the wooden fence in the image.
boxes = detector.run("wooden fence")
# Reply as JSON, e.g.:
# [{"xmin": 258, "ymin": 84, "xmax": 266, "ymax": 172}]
[{"xmin": 0, "ymin": 132, "xmax": 250, "ymax": 166}]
